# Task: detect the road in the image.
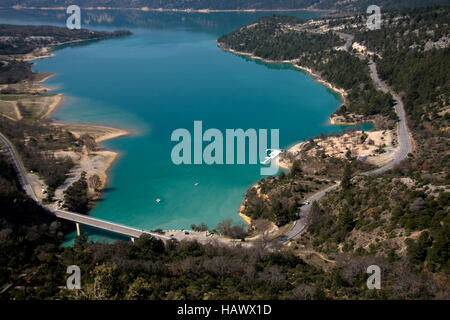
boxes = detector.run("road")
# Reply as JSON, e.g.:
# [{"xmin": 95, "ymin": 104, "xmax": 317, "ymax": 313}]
[
  {"xmin": 334, "ymin": 32, "xmax": 354, "ymax": 51},
  {"xmin": 48, "ymin": 207, "xmax": 170, "ymax": 239},
  {"xmin": 280, "ymin": 182, "xmax": 341, "ymax": 241},
  {"xmin": 0, "ymin": 132, "xmax": 39, "ymax": 202},
  {"xmin": 365, "ymin": 60, "xmax": 412, "ymax": 175},
  {"xmin": 280, "ymin": 32, "xmax": 412, "ymax": 241},
  {"xmin": 1, "ymin": 31, "xmax": 412, "ymax": 245},
  {"xmin": 0, "ymin": 132, "xmax": 170, "ymax": 241}
]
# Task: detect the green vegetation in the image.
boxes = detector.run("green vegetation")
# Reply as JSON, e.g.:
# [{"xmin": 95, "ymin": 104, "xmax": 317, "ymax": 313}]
[
  {"xmin": 242, "ymin": 158, "xmax": 341, "ymax": 227},
  {"xmin": 218, "ymin": 15, "xmax": 396, "ymax": 119},
  {"xmin": 0, "ymin": 24, "xmax": 131, "ymax": 55},
  {"xmin": 63, "ymin": 172, "xmax": 89, "ymax": 214},
  {"xmin": 2, "ymin": 0, "xmax": 448, "ymax": 11},
  {"xmin": 0, "ymin": 172, "xmax": 445, "ymax": 300},
  {"xmin": 0, "ymin": 24, "xmax": 131, "ymax": 86},
  {"xmin": 0, "ymin": 117, "xmax": 77, "ymax": 195},
  {"xmin": 215, "ymin": 219, "xmax": 246, "ymax": 239},
  {"xmin": 219, "ymin": 6, "xmax": 449, "ymax": 295},
  {"xmin": 308, "ymin": 174, "xmax": 449, "ymax": 273},
  {"xmin": 1, "ymin": 6, "xmax": 449, "ymax": 300},
  {"xmin": 190, "ymin": 222, "xmax": 208, "ymax": 232},
  {"xmin": 353, "ymin": 6, "xmax": 449, "ymax": 175},
  {"xmin": 0, "ymin": 60, "xmax": 35, "ymax": 84},
  {"xmin": 219, "ymin": 15, "xmax": 342, "ymax": 60}
]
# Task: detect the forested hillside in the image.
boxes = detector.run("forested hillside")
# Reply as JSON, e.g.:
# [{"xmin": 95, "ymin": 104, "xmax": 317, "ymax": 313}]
[
  {"xmin": 0, "ymin": 155, "xmax": 445, "ymax": 299},
  {"xmin": 218, "ymin": 15, "xmax": 396, "ymax": 119},
  {"xmin": 4, "ymin": 0, "xmax": 450, "ymax": 11},
  {"xmin": 1, "ymin": 5, "xmax": 449, "ymax": 301},
  {"xmin": 0, "ymin": 24, "xmax": 131, "ymax": 55},
  {"xmin": 218, "ymin": 6, "xmax": 449, "ymax": 293}
]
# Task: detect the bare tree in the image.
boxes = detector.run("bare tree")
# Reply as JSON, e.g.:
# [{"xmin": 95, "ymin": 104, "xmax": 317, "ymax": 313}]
[{"xmin": 88, "ymin": 174, "xmax": 102, "ymax": 192}]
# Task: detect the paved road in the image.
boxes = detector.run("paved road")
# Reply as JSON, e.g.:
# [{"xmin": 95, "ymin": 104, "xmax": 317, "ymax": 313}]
[
  {"xmin": 280, "ymin": 33, "xmax": 412, "ymax": 241},
  {"xmin": 0, "ymin": 132, "xmax": 39, "ymax": 202},
  {"xmin": 334, "ymin": 32, "xmax": 354, "ymax": 51},
  {"xmin": 0, "ymin": 132, "xmax": 170, "ymax": 241},
  {"xmin": 365, "ymin": 60, "xmax": 412, "ymax": 175},
  {"xmin": 48, "ymin": 207, "xmax": 170, "ymax": 239},
  {"xmin": 280, "ymin": 182, "xmax": 341, "ymax": 241},
  {"xmin": 1, "ymin": 31, "xmax": 412, "ymax": 245}
]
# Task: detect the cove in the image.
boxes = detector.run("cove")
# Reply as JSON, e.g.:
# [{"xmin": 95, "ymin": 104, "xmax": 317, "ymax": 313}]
[{"xmin": 0, "ymin": 9, "xmax": 369, "ymax": 244}]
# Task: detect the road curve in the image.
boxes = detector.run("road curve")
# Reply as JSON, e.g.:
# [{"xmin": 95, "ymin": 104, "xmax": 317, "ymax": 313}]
[
  {"xmin": 365, "ymin": 60, "xmax": 412, "ymax": 175},
  {"xmin": 281, "ymin": 34, "xmax": 412, "ymax": 241},
  {"xmin": 0, "ymin": 132, "xmax": 170, "ymax": 241},
  {"xmin": 281, "ymin": 182, "xmax": 340, "ymax": 241}
]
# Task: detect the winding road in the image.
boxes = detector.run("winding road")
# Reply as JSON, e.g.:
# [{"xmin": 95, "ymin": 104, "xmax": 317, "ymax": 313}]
[
  {"xmin": 1, "ymin": 31, "xmax": 413, "ymax": 246},
  {"xmin": 0, "ymin": 132, "xmax": 170, "ymax": 241},
  {"xmin": 280, "ymin": 33, "xmax": 412, "ymax": 241},
  {"xmin": 280, "ymin": 182, "xmax": 341, "ymax": 241}
]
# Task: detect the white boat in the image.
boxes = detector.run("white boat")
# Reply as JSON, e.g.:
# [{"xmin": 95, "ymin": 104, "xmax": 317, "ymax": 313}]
[{"xmin": 261, "ymin": 148, "xmax": 281, "ymax": 164}]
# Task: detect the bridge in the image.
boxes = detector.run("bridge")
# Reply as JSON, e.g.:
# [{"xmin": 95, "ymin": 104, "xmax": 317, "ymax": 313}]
[{"xmin": 0, "ymin": 132, "xmax": 171, "ymax": 242}]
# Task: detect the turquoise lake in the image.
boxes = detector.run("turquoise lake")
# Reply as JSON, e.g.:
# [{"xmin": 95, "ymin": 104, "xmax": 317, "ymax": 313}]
[{"xmin": 1, "ymin": 9, "xmax": 367, "ymax": 243}]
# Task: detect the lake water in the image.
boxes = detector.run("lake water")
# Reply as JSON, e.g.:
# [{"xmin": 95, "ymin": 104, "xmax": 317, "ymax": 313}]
[{"xmin": 1, "ymin": 9, "xmax": 367, "ymax": 243}]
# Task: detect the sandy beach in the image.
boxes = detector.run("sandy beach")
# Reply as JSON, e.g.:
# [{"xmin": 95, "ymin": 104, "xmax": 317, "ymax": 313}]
[
  {"xmin": 12, "ymin": 47, "xmax": 132, "ymax": 206},
  {"xmin": 48, "ymin": 122, "xmax": 130, "ymax": 201},
  {"xmin": 51, "ymin": 122, "xmax": 130, "ymax": 142},
  {"xmin": 41, "ymin": 93, "xmax": 63, "ymax": 118},
  {"xmin": 238, "ymin": 207, "xmax": 252, "ymax": 225}
]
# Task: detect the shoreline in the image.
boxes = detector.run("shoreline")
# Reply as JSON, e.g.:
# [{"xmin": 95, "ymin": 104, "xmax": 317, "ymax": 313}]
[
  {"xmin": 217, "ymin": 42, "xmax": 361, "ymax": 228},
  {"xmin": 29, "ymin": 47, "xmax": 131, "ymax": 204},
  {"xmin": 41, "ymin": 93, "xmax": 63, "ymax": 119},
  {"xmin": 8, "ymin": 6, "xmax": 332, "ymax": 13},
  {"xmin": 34, "ymin": 69, "xmax": 130, "ymax": 143},
  {"xmin": 21, "ymin": 30, "xmax": 344, "ymax": 238},
  {"xmin": 217, "ymin": 43, "xmax": 347, "ymax": 104}
]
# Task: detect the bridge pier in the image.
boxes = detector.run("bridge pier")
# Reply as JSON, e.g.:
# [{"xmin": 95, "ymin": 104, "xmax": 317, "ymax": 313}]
[{"xmin": 76, "ymin": 223, "xmax": 81, "ymax": 236}]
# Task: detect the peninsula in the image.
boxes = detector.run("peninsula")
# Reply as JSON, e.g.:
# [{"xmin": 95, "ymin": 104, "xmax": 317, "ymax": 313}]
[
  {"xmin": 0, "ymin": 24, "xmax": 132, "ymax": 211},
  {"xmin": 0, "ymin": 4, "xmax": 448, "ymax": 301}
]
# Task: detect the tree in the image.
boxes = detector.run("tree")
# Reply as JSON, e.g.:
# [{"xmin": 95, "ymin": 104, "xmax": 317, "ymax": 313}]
[
  {"xmin": 308, "ymin": 201, "xmax": 322, "ymax": 228},
  {"xmin": 125, "ymin": 277, "xmax": 152, "ymax": 300},
  {"xmin": 88, "ymin": 263, "xmax": 120, "ymax": 300},
  {"xmin": 341, "ymin": 163, "xmax": 352, "ymax": 191},
  {"xmin": 345, "ymin": 149, "xmax": 352, "ymax": 160},
  {"xmin": 338, "ymin": 209, "xmax": 354, "ymax": 233},
  {"xmin": 80, "ymin": 134, "xmax": 98, "ymax": 152},
  {"xmin": 216, "ymin": 219, "xmax": 232, "ymax": 236},
  {"xmin": 73, "ymin": 233, "xmax": 88, "ymax": 252},
  {"xmin": 88, "ymin": 174, "xmax": 102, "ymax": 192},
  {"xmin": 406, "ymin": 232, "xmax": 432, "ymax": 265},
  {"xmin": 190, "ymin": 223, "xmax": 208, "ymax": 232},
  {"xmin": 229, "ymin": 225, "xmax": 246, "ymax": 239},
  {"xmin": 63, "ymin": 172, "xmax": 89, "ymax": 214},
  {"xmin": 131, "ymin": 234, "xmax": 165, "ymax": 260},
  {"xmin": 290, "ymin": 160, "xmax": 303, "ymax": 178},
  {"xmin": 427, "ymin": 225, "xmax": 450, "ymax": 271}
]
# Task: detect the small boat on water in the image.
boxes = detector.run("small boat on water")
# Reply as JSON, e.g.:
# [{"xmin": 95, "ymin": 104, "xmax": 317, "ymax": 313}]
[
  {"xmin": 194, "ymin": 182, "xmax": 199, "ymax": 187},
  {"xmin": 156, "ymin": 198, "xmax": 161, "ymax": 203}
]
